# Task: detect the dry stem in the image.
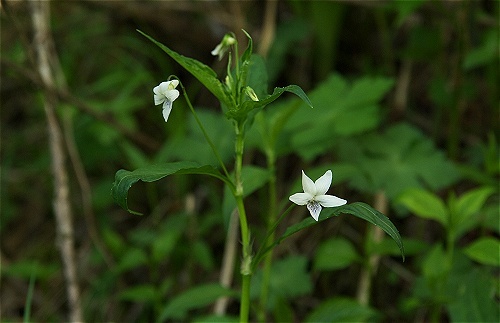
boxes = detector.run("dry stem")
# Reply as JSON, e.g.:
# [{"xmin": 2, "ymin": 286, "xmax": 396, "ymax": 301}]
[{"xmin": 30, "ymin": 0, "xmax": 83, "ymax": 321}]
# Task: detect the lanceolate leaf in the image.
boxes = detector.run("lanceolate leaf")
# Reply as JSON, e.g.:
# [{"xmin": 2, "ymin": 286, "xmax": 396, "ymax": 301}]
[
  {"xmin": 227, "ymin": 85, "xmax": 313, "ymax": 122},
  {"xmin": 276, "ymin": 202, "xmax": 405, "ymax": 261},
  {"xmin": 112, "ymin": 161, "xmax": 232, "ymax": 215},
  {"xmin": 137, "ymin": 30, "xmax": 232, "ymax": 108}
]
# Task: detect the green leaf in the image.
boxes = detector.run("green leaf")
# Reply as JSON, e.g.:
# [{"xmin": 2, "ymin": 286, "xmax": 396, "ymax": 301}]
[
  {"xmin": 305, "ymin": 297, "xmax": 379, "ymax": 322},
  {"xmin": 151, "ymin": 215, "xmax": 187, "ymax": 264},
  {"xmin": 314, "ymin": 238, "xmax": 361, "ymax": 271},
  {"xmin": 227, "ymin": 85, "xmax": 312, "ymax": 122},
  {"xmin": 119, "ymin": 284, "xmax": 157, "ymax": 302},
  {"xmin": 115, "ymin": 248, "xmax": 148, "ymax": 273},
  {"xmin": 158, "ymin": 283, "xmax": 238, "ymax": 321},
  {"xmin": 112, "ymin": 161, "xmax": 232, "ymax": 215},
  {"xmin": 463, "ymin": 237, "xmax": 500, "ymax": 266},
  {"xmin": 422, "ymin": 244, "xmax": 449, "ymax": 278},
  {"xmin": 397, "ymin": 188, "xmax": 448, "ymax": 226},
  {"xmin": 239, "ymin": 29, "xmax": 254, "ymax": 86},
  {"xmin": 447, "ymin": 268, "xmax": 499, "ymax": 322},
  {"xmin": 284, "ymin": 74, "xmax": 392, "ymax": 160},
  {"xmin": 454, "ymin": 186, "xmax": 495, "ymax": 225},
  {"xmin": 1, "ymin": 261, "xmax": 58, "ymax": 280},
  {"xmin": 339, "ymin": 123, "xmax": 460, "ymax": 198},
  {"xmin": 137, "ymin": 30, "xmax": 232, "ymax": 108},
  {"xmin": 251, "ymin": 256, "xmax": 312, "ymax": 309},
  {"xmin": 276, "ymin": 202, "xmax": 405, "ymax": 261}
]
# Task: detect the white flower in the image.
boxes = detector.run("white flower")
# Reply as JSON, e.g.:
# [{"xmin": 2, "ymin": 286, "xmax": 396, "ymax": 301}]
[
  {"xmin": 153, "ymin": 80, "xmax": 180, "ymax": 122},
  {"xmin": 289, "ymin": 170, "xmax": 347, "ymax": 221},
  {"xmin": 244, "ymin": 86, "xmax": 259, "ymax": 101},
  {"xmin": 211, "ymin": 34, "xmax": 236, "ymax": 60}
]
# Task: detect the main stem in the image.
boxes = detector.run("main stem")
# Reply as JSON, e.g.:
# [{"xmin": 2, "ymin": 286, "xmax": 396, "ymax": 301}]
[{"xmin": 234, "ymin": 122, "xmax": 251, "ymax": 323}]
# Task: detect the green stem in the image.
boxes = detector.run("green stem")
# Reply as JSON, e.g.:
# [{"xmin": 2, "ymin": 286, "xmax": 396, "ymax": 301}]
[
  {"xmin": 257, "ymin": 150, "xmax": 277, "ymax": 321},
  {"xmin": 234, "ymin": 121, "xmax": 251, "ymax": 323},
  {"xmin": 179, "ymin": 81, "xmax": 231, "ymax": 180}
]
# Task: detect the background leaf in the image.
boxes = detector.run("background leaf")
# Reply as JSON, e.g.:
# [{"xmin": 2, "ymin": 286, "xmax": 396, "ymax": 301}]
[
  {"xmin": 462, "ymin": 237, "xmax": 500, "ymax": 266},
  {"xmin": 158, "ymin": 283, "xmax": 238, "ymax": 321},
  {"xmin": 397, "ymin": 188, "xmax": 448, "ymax": 226},
  {"xmin": 314, "ymin": 238, "xmax": 361, "ymax": 271}
]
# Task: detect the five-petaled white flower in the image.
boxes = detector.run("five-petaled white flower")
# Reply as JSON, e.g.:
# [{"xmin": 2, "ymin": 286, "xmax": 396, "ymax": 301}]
[
  {"xmin": 153, "ymin": 80, "xmax": 180, "ymax": 122},
  {"xmin": 211, "ymin": 34, "xmax": 236, "ymax": 60},
  {"xmin": 289, "ymin": 170, "xmax": 347, "ymax": 221}
]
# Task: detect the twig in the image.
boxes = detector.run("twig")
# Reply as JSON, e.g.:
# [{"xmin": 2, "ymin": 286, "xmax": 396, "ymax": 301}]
[
  {"xmin": 257, "ymin": 0, "xmax": 278, "ymax": 57},
  {"xmin": 356, "ymin": 191, "xmax": 387, "ymax": 306},
  {"xmin": 213, "ymin": 208, "xmax": 239, "ymax": 315},
  {"xmin": 30, "ymin": 1, "xmax": 83, "ymax": 321}
]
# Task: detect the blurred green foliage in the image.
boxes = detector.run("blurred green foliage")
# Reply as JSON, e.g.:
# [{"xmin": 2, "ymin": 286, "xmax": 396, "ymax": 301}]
[{"xmin": 1, "ymin": 1, "xmax": 498, "ymax": 322}]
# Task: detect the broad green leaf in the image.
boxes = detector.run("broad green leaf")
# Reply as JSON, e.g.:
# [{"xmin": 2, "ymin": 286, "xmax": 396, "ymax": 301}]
[
  {"xmin": 284, "ymin": 74, "xmax": 392, "ymax": 160},
  {"xmin": 151, "ymin": 215, "xmax": 187, "ymax": 264},
  {"xmin": 339, "ymin": 123, "xmax": 460, "ymax": 198},
  {"xmin": 454, "ymin": 186, "xmax": 495, "ymax": 224},
  {"xmin": 115, "ymin": 248, "xmax": 148, "ymax": 273},
  {"xmin": 137, "ymin": 30, "xmax": 232, "ymax": 108},
  {"xmin": 422, "ymin": 244, "xmax": 449, "ymax": 278},
  {"xmin": 227, "ymin": 84, "xmax": 312, "ymax": 122},
  {"xmin": 1, "ymin": 261, "xmax": 58, "ymax": 280},
  {"xmin": 314, "ymin": 238, "xmax": 361, "ymax": 271},
  {"xmin": 192, "ymin": 240, "xmax": 215, "ymax": 271},
  {"xmin": 158, "ymin": 283, "xmax": 238, "ymax": 322},
  {"xmin": 397, "ymin": 188, "xmax": 448, "ymax": 226},
  {"xmin": 251, "ymin": 256, "xmax": 312, "ymax": 309},
  {"xmin": 119, "ymin": 285, "xmax": 157, "ymax": 302},
  {"xmin": 463, "ymin": 237, "xmax": 500, "ymax": 266},
  {"xmin": 305, "ymin": 297, "xmax": 379, "ymax": 322},
  {"xmin": 275, "ymin": 202, "xmax": 405, "ymax": 261},
  {"xmin": 447, "ymin": 268, "xmax": 499, "ymax": 322},
  {"xmin": 112, "ymin": 161, "xmax": 232, "ymax": 215}
]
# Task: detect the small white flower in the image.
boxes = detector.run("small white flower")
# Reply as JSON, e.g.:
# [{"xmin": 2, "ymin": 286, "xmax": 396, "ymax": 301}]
[
  {"xmin": 211, "ymin": 34, "xmax": 236, "ymax": 60},
  {"xmin": 153, "ymin": 80, "xmax": 180, "ymax": 122},
  {"xmin": 244, "ymin": 86, "xmax": 259, "ymax": 101},
  {"xmin": 289, "ymin": 170, "xmax": 347, "ymax": 221}
]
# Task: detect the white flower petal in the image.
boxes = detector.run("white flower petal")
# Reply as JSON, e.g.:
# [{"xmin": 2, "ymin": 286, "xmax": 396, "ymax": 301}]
[
  {"xmin": 159, "ymin": 81, "xmax": 171, "ymax": 92},
  {"xmin": 168, "ymin": 79, "xmax": 179, "ymax": 89},
  {"xmin": 289, "ymin": 192, "xmax": 313, "ymax": 206},
  {"xmin": 211, "ymin": 44, "xmax": 222, "ymax": 56},
  {"xmin": 154, "ymin": 94, "xmax": 165, "ymax": 105},
  {"xmin": 162, "ymin": 101, "xmax": 173, "ymax": 122},
  {"xmin": 307, "ymin": 201, "xmax": 322, "ymax": 221},
  {"xmin": 301, "ymin": 170, "xmax": 317, "ymax": 195},
  {"xmin": 164, "ymin": 89, "xmax": 180, "ymax": 102},
  {"xmin": 315, "ymin": 170, "xmax": 332, "ymax": 195},
  {"xmin": 316, "ymin": 194, "xmax": 347, "ymax": 207}
]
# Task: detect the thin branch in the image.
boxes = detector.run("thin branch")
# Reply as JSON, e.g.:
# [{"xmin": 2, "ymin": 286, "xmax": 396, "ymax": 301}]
[
  {"xmin": 257, "ymin": 0, "xmax": 278, "ymax": 57},
  {"xmin": 30, "ymin": 0, "xmax": 83, "ymax": 321},
  {"xmin": 356, "ymin": 191, "xmax": 387, "ymax": 306},
  {"xmin": 214, "ymin": 208, "xmax": 239, "ymax": 315}
]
